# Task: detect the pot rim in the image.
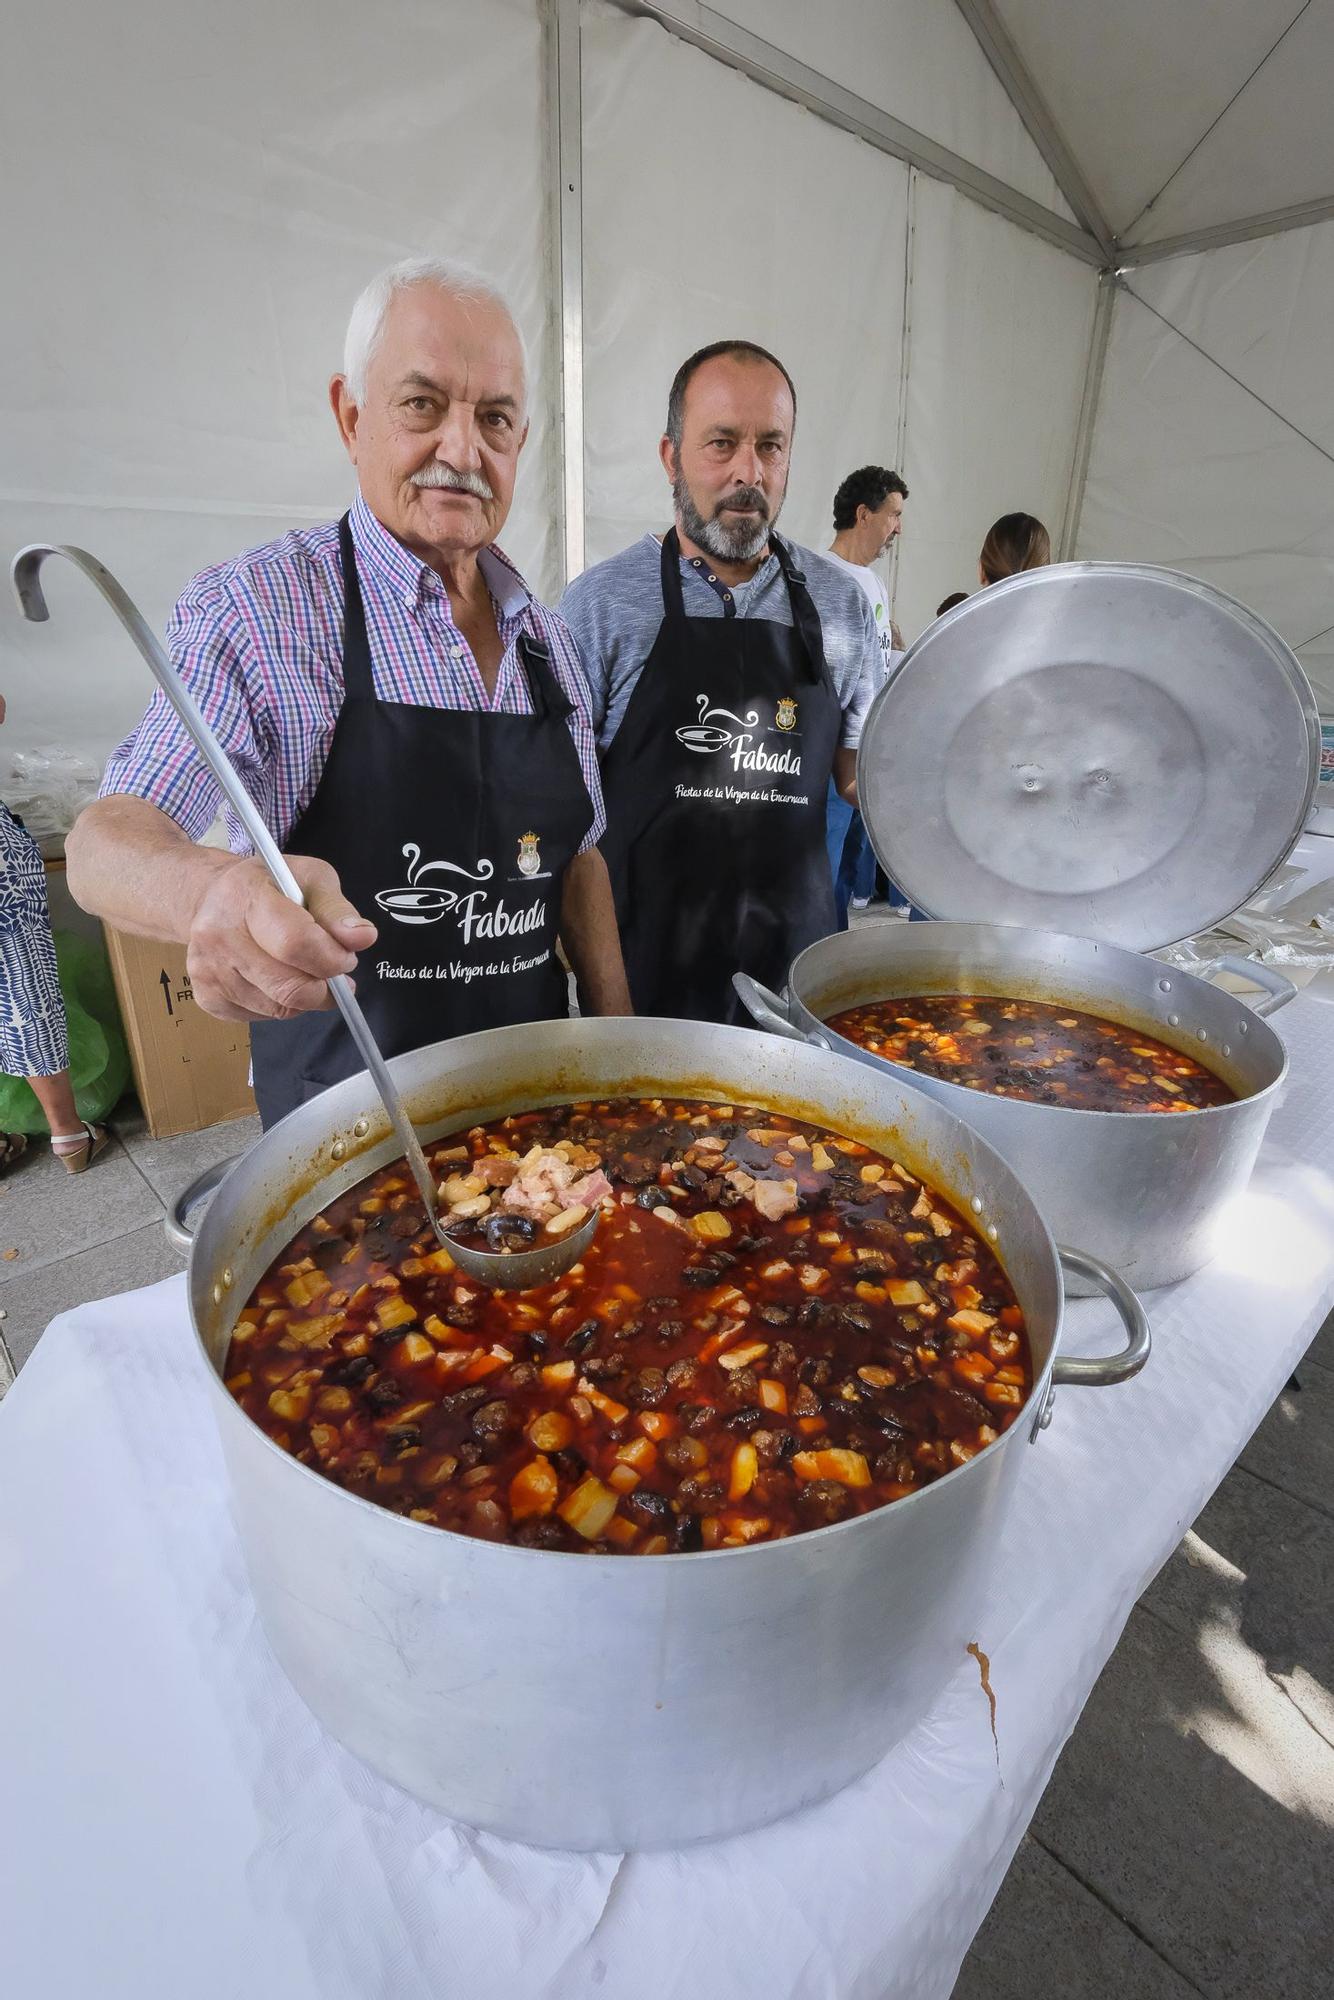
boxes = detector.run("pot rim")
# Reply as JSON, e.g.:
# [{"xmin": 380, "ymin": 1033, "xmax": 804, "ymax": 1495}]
[
  {"xmin": 786, "ymin": 920, "xmax": 1289, "ymax": 1124},
  {"xmin": 190, "ymin": 1034, "xmax": 1066, "ymax": 1572}
]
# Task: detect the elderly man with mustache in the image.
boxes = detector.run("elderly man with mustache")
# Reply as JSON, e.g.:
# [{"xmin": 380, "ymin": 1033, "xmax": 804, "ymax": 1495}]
[
  {"xmin": 68, "ymin": 258, "xmax": 630, "ymax": 1127},
  {"xmin": 559, "ymin": 340, "xmax": 880, "ymax": 1024}
]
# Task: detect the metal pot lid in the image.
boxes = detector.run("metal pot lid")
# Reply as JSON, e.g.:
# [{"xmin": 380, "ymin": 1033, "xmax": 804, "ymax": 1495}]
[{"xmin": 856, "ymin": 562, "xmax": 1320, "ymax": 950}]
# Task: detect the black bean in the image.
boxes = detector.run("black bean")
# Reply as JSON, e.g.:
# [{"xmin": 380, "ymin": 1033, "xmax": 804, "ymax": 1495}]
[
  {"xmin": 471, "ymin": 1399, "xmax": 514, "ymax": 1441},
  {"xmin": 855, "ymin": 1257, "xmax": 890, "ymax": 1280},
  {"xmin": 675, "ymin": 1476, "xmax": 725, "ymax": 1512},
  {"xmin": 366, "ymin": 1378, "xmax": 403, "ymax": 1411},
  {"xmin": 758, "ymin": 1303, "xmax": 794, "ymax": 1327},
  {"xmin": 682, "ymin": 1264, "xmax": 719, "ymax": 1286},
  {"xmin": 328, "ymin": 1353, "xmax": 375, "ymax": 1386},
  {"xmin": 618, "ymin": 1159, "xmax": 656, "ymax": 1187},
  {"xmin": 665, "ymin": 1359, "xmax": 698, "ymax": 1389},
  {"xmin": 565, "ymin": 1320, "xmax": 601, "ymax": 1354},
  {"xmin": 439, "ymin": 1384, "xmax": 490, "ymax": 1420},
  {"xmin": 676, "ymin": 1515, "xmax": 704, "ymax": 1553},
  {"xmin": 724, "ymin": 1366, "xmax": 759, "ymax": 1402},
  {"xmin": 799, "ymin": 1356, "xmax": 834, "ymax": 1389},
  {"xmin": 552, "ymin": 1447, "xmax": 587, "ymax": 1481},
  {"xmin": 839, "ymin": 1307, "xmax": 873, "ymax": 1334},
  {"xmin": 625, "ymin": 1488, "xmax": 672, "ymax": 1526},
  {"xmin": 446, "ymin": 1300, "xmax": 483, "ymax": 1330},
  {"xmin": 526, "ymin": 1329, "xmax": 549, "ymax": 1354},
  {"xmin": 384, "ymin": 1425, "xmax": 422, "ymax": 1457},
  {"xmin": 797, "ymin": 1479, "xmax": 852, "ymax": 1524},
  {"xmin": 310, "ymin": 1236, "xmax": 351, "ymax": 1270},
  {"xmin": 627, "ymin": 1367, "xmax": 668, "ymax": 1408},
  {"xmin": 516, "ymin": 1517, "xmax": 567, "ymax": 1550},
  {"xmin": 581, "ymin": 1354, "xmax": 625, "ymax": 1383},
  {"xmin": 654, "ymin": 1318, "xmax": 686, "ymax": 1346},
  {"xmin": 676, "ymin": 1402, "xmax": 717, "ymax": 1435},
  {"xmin": 636, "ymin": 1187, "xmax": 669, "ymax": 1210},
  {"xmin": 723, "ymin": 1405, "xmax": 768, "ymax": 1434},
  {"xmin": 733, "ymin": 1234, "xmax": 770, "ymax": 1253},
  {"xmin": 678, "ymin": 1164, "xmax": 710, "ymax": 1192}
]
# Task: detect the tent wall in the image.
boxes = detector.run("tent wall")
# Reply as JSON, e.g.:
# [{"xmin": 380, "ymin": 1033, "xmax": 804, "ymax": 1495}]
[
  {"xmin": 1, "ymin": 0, "xmax": 1098, "ymax": 778},
  {"xmin": 0, "ymin": 0, "xmax": 558, "ymax": 771},
  {"xmin": 1075, "ymin": 224, "xmax": 1334, "ymax": 707}
]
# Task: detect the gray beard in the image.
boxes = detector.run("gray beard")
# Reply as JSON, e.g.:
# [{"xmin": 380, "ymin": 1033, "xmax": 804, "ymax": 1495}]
[{"xmin": 673, "ymin": 471, "xmax": 776, "ymax": 564}]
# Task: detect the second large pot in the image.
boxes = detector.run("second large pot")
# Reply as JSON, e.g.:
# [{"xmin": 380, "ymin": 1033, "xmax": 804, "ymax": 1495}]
[
  {"xmin": 737, "ymin": 922, "xmax": 1293, "ymax": 1292},
  {"xmin": 179, "ymin": 1016, "xmax": 1146, "ymax": 1850}
]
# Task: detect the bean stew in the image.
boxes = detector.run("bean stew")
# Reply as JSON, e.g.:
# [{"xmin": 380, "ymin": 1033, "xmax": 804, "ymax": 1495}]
[
  {"xmin": 226, "ymin": 1098, "xmax": 1031, "ymax": 1553},
  {"xmin": 824, "ymin": 994, "xmax": 1235, "ymax": 1113}
]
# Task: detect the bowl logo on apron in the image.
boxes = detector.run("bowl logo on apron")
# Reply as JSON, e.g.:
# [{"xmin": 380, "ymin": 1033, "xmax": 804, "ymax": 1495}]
[
  {"xmin": 374, "ymin": 841, "xmax": 547, "ymax": 944},
  {"xmin": 675, "ymin": 693, "xmax": 802, "ymax": 775}
]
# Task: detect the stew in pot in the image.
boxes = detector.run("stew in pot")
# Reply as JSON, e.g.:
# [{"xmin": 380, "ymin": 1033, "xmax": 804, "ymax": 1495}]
[
  {"xmin": 824, "ymin": 994, "xmax": 1234, "ymax": 1113},
  {"xmin": 225, "ymin": 1097, "xmax": 1032, "ymax": 1553}
]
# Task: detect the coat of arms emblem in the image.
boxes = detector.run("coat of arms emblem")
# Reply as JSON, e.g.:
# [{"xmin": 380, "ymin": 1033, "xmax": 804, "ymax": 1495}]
[
  {"xmin": 775, "ymin": 696, "xmax": 798, "ymax": 732},
  {"xmin": 517, "ymin": 831, "xmax": 542, "ymax": 877}
]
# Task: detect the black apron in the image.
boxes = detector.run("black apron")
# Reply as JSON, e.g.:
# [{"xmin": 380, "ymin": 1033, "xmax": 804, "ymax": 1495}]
[
  {"xmin": 598, "ymin": 528, "xmax": 841, "ymax": 1023},
  {"xmin": 250, "ymin": 515, "xmax": 593, "ymax": 1127}
]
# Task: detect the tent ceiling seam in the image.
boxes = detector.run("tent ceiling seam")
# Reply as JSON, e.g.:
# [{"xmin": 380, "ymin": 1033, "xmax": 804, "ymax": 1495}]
[
  {"xmin": 1294, "ymin": 621, "xmax": 1334, "ymax": 652},
  {"xmin": 1059, "ymin": 273, "xmax": 1117, "ymax": 559},
  {"xmin": 951, "ymin": 0, "xmax": 1116, "ymax": 257},
  {"xmin": 610, "ymin": 0, "xmax": 1106, "ymax": 265},
  {"xmin": 1124, "ymin": 285, "xmax": 1334, "ymax": 473},
  {"xmin": 1122, "ymin": 0, "xmax": 1316, "ymax": 241}
]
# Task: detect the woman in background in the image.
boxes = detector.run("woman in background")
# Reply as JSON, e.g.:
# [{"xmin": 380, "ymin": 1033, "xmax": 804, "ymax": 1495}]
[
  {"xmin": 0, "ymin": 696, "xmax": 108, "ymax": 1174},
  {"xmin": 979, "ymin": 512, "xmax": 1051, "ymax": 586}
]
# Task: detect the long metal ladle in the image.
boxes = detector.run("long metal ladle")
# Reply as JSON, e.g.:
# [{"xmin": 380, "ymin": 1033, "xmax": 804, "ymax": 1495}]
[{"xmin": 10, "ymin": 542, "xmax": 598, "ymax": 1289}]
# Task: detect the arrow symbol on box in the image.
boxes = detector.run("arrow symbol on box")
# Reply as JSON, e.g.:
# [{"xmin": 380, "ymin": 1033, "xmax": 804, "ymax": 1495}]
[{"xmin": 160, "ymin": 969, "xmax": 173, "ymax": 1017}]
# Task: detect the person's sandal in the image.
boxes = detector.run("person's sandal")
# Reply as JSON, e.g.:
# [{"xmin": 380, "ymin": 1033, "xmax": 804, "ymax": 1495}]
[
  {"xmin": 51, "ymin": 1123, "xmax": 110, "ymax": 1174},
  {"xmin": 0, "ymin": 1132, "xmax": 28, "ymax": 1176}
]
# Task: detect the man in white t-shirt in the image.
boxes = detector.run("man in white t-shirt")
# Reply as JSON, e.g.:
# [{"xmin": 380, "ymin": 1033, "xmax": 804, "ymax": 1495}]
[{"xmin": 824, "ymin": 466, "xmax": 908, "ymax": 922}]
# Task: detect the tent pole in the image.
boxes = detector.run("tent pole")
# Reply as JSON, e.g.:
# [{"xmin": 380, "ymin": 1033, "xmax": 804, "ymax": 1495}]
[
  {"xmin": 612, "ymin": 1, "xmax": 1103, "ymax": 266},
  {"xmin": 547, "ymin": 0, "xmax": 586, "ymax": 590},
  {"xmin": 1119, "ymin": 195, "xmax": 1334, "ymax": 268},
  {"xmin": 952, "ymin": 0, "xmax": 1116, "ymax": 260},
  {"xmin": 1059, "ymin": 272, "xmax": 1117, "ymax": 560},
  {"xmin": 888, "ymin": 167, "xmax": 917, "ymax": 624}
]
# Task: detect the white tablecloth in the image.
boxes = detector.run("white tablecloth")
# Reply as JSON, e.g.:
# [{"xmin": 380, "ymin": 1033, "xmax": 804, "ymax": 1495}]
[{"xmin": 3, "ymin": 992, "xmax": 1333, "ymax": 2000}]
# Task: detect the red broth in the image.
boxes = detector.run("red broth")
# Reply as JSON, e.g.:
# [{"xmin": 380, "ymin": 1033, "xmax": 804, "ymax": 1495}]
[
  {"xmin": 226, "ymin": 1098, "xmax": 1031, "ymax": 1553},
  {"xmin": 825, "ymin": 994, "xmax": 1234, "ymax": 1113}
]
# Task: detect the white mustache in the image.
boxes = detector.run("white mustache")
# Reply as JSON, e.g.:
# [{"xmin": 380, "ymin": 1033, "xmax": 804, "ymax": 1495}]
[{"xmin": 411, "ymin": 463, "xmax": 494, "ymax": 500}]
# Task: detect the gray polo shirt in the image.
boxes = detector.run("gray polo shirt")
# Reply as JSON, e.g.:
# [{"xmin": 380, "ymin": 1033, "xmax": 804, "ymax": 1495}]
[{"xmin": 559, "ymin": 531, "xmax": 879, "ymax": 754}]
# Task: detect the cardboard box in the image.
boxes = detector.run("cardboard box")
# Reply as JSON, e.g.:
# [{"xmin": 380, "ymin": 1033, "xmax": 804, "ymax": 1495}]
[{"xmin": 103, "ymin": 926, "xmax": 255, "ymax": 1139}]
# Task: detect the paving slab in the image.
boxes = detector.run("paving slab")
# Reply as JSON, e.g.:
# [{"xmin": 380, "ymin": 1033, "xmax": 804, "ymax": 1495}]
[
  {"xmin": 1032, "ymin": 1603, "xmax": 1334, "ymax": 2000},
  {"xmin": 110, "ymin": 1102, "xmax": 261, "ymax": 1206},
  {"xmin": 951, "ymin": 1836, "xmax": 1200, "ymax": 2000},
  {"xmin": 0, "ymin": 1131, "xmax": 162, "ymax": 1280},
  {"xmin": 1238, "ymin": 1356, "xmax": 1334, "ymax": 1526},
  {"xmin": 0, "ymin": 1219, "xmax": 184, "ymax": 1368}
]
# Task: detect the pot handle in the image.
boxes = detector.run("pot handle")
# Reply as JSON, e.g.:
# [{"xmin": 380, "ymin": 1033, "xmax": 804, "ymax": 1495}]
[
  {"xmin": 164, "ymin": 1156, "xmax": 239, "ymax": 1254},
  {"xmin": 732, "ymin": 971, "xmax": 828, "ymax": 1047},
  {"xmin": 1202, "ymin": 953, "xmax": 1296, "ymax": 1019},
  {"xmin": 1051, "ymin": 1247, "xmax": 1151, "ymax": 1388}
]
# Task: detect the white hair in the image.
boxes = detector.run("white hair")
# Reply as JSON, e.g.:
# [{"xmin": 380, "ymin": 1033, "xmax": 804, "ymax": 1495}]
[{"xmin": 342, "ymin": 256, "xmax": 527, "ymax": 405}]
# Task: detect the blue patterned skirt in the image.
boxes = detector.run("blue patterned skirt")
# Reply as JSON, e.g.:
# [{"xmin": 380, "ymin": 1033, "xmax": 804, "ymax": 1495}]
[{"xmin": 0, "ymin": 801, "xmax": 69, "ymax": 1077}]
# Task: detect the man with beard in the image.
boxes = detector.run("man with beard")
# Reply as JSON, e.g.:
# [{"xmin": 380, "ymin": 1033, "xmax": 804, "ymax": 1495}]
[
  {"xmin": 68, "ymin": 258, "xmax": 630, "ymax": 1128},
  {"xmin": 560, "ymin": 340, "xmax": 878, "ymax": 1023}
]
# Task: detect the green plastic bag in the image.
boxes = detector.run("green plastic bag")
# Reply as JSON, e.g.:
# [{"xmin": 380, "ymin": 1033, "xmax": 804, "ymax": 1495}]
[{"xmin": 0, "ymin": 929, "xmax": 131, "ymax": 1133}]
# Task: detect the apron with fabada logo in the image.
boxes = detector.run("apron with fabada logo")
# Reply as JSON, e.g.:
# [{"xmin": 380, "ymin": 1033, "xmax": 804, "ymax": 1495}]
[
  {"xmin": 598, "ymin": 527, "xmax": 841, "ymax": 1024},
  {"xmin": 249, "ymin": 515, "xmax": 592, "ymax": 1127}
]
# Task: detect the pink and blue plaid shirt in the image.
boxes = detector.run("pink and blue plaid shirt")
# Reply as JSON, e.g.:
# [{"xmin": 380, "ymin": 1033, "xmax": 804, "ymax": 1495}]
[{"xmin": 101, "ymin": 493, "xmax": 606, "ymax": 853}]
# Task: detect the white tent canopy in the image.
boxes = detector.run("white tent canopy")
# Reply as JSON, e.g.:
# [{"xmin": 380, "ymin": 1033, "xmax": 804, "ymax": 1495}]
[{"xmin": 2, "ymin": 0, "xmax": 1331, "ymax": 771}]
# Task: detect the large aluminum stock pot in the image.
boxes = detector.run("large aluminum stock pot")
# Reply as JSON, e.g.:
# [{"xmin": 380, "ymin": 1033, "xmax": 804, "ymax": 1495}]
[
  {"xmin": 736, "ymin": 924, "xmax": 1294, "ymax": 1292},
  {"xmin": 179, "ymin": 1016, "xmax": 1148, "ymax": 1851}
]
